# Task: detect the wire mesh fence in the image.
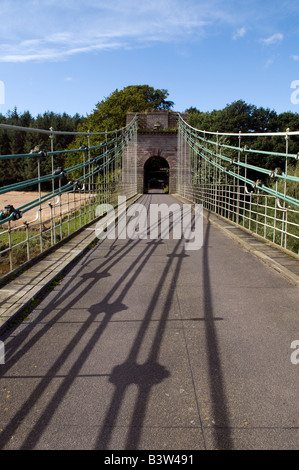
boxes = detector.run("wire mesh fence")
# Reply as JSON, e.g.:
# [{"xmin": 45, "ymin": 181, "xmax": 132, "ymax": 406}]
[
  {"xmin": 2, "ymin": 112, "xmax": 298, "ymax": 276},
  {"xmin": 177, "ymin": 114, "xmax": 299, "ymax": 255},
  {"xmin": 0, "ymin": 117, "xmax": 138, "ymax": 275}
]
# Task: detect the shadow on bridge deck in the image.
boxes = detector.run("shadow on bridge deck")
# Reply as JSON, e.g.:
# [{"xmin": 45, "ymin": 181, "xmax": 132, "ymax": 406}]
[{"xmin": 0, "ymin": 194, "xmax": 298, "ymax": 450}]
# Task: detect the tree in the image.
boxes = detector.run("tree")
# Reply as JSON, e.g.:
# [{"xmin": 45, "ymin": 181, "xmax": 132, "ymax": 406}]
[
  {"xmin": 84, "ymin": 85, "xmax": 174, "ymax": 133},
  {"xmin": 185, "ymin": 100, "xmax": 299, "ymax": 180},
  {"xmin": 65, "ymin": 85, "xmax": 174, "ymax": 173},
  {"xmin": 0, "ymin": 109, "xmax": 83, "ymax": 188}
]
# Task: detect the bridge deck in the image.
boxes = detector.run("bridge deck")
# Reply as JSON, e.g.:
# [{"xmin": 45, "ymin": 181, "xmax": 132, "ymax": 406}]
[{"xmin": 0, "ymin": 194, "xmax": 298, "ymax": 450}]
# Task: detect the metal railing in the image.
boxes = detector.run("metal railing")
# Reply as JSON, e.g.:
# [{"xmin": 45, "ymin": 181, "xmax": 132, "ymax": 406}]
[
  {"xmin": 0, "ymin": 116, "xmax": 138, "ymax": 275},
  {"xmin": 177, "ymin": 114, "xmax": 299, "ymax": 255}
]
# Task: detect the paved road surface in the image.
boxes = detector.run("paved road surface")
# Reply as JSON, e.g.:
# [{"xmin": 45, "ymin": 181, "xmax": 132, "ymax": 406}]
[{"xmin": 0, "ymin": 194, "xmax": 298, "ymax": 450}]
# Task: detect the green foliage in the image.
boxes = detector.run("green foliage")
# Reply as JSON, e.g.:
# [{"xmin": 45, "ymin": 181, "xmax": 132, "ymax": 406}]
[
  {"xmin": 65, "ymin": 85, "xmax": 174, "ymax": 176},
  {"xmin": 1, "ymin": 91, "xmax": 299, "ymax": 192},
  {"xmin": 0, "ymin": 107, "xmax": 83, "ymax": 188},
  {"xmin": 89, "ymin": 85, "xmax": 174, "ymax": 130},
  {"xmin": 269, "ymin": 162, "xmax": 299, "ymax": 200},
  {"xmin": 74, "ymin": 85, "xmax": 173, "ymax": 136},
  {"xmin": 186, "ymin": 99, "xmax": 299, "ymax": 178},
  {"xmin": 186, "ymin": 100, "xmax": 280, "ymax": 133}
]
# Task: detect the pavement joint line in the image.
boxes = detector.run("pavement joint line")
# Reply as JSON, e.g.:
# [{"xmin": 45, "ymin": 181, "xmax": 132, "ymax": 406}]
[
  {"xmin": 172, "ymin": 194, "xmax": 299, "ymax": 287},
  {"xmin": 0, "ymin": 193, "xmax": 142, "ymax": 335}
]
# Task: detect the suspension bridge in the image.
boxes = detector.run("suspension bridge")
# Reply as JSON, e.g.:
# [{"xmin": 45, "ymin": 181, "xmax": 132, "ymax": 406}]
[{"xmin": 0, "ymin": 111, "xmax": 298, "ymax": 450}]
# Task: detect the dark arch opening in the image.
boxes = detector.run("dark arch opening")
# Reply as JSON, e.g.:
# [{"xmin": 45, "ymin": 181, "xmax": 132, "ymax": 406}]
[{"xmin": 144, "ymin": 157, "xmax": 169, "ymax": 194}]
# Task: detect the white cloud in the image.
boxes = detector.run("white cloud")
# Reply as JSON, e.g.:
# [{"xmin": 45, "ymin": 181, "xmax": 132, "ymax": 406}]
[
  {"xmin": 0, "ymin": 1, "xmax": 289, "ymax": 63},
  {"xmin": 0, "ymin": 39, "xmax": 124, "ymax": 62},
  {"xmin": 261, "ymin": 33, "xmax": 284, "ymax": 46},
  {"xmin": 0, "ymin": 0, "xmax": 239, "ymax": 63},
  {"xmin": 291, "ymin": 55, "xmax": 299, "ymax": 62},
  {"xmin": 232, "ymin": 27, "xmax": 246, "ymax": 40}
]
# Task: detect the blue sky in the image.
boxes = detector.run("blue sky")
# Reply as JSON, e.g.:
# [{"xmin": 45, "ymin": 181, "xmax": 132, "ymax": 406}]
[{"xmin": 0, "ymin": 0, "xmax": 299, "ymax": 119}]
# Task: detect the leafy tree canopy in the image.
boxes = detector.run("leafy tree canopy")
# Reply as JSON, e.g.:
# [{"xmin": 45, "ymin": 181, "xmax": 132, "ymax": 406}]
[
  {"xmin": 186, "ymin": 100, "xmax": 280, "ymax": 133},
  {"xmin": 1, "ymin": 89, "xmax": 299, "ymax": 187},
  {"xmin": 0, "ymin": 107, "xmax": 83, "ymax": 186},
  {"xmin": 82, "ymin": 85, "xmax": 174, "ymax": 133},
  {"xmin": 185, "ymin": 100, "xmax": 299, "ymax": 172}
]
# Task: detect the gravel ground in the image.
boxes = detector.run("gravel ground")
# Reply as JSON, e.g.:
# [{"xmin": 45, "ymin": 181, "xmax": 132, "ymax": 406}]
[{"xmin": 0, "ymin": 191, "xmax": 92, "ymax": 227}]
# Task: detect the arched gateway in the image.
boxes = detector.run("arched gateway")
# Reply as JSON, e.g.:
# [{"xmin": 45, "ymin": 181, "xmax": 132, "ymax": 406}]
[
  {"xmin": 124, "ymin": 110, "xmax": 189, "ymax": 194},
  {"xmin": 144, "ymin": 157, "xmax": 169, "ymax": 193}
]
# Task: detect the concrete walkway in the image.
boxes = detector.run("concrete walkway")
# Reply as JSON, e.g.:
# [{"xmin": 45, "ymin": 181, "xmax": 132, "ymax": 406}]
[{"xmin": 0, "ymin": 193, "xmax": 298, "ymax": 450}]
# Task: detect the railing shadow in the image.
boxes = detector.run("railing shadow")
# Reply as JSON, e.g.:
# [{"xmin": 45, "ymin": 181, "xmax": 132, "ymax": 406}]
[
  {"xmin": 95, "ymin": 236, "xmax": 186, "ymax": 449},
  {"xmin": 0, "ymin": 194, "xmax": 176, "ymax": 449},
  {"xmin": 0, "ymin": 195, "xmax": 232, "ymax": 450},
  {"xmin": 202, "ymin": 214, "xmax": 233, "ymax": 449},
  {"xmin": 0, "ymin": 220, "xmax": 158, "ymax": 449}
]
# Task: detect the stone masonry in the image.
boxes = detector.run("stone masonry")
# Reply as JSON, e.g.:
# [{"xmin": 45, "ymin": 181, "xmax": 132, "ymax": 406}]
[{"xmin": 124, "ymin": 110, "xmax": 188, "ymax": 194}]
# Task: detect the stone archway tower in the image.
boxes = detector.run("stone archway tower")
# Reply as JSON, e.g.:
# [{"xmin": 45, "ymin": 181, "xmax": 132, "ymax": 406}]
[{"xmin": 124, "ymin": 110, "xmax": 189, "ymax": 194}]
